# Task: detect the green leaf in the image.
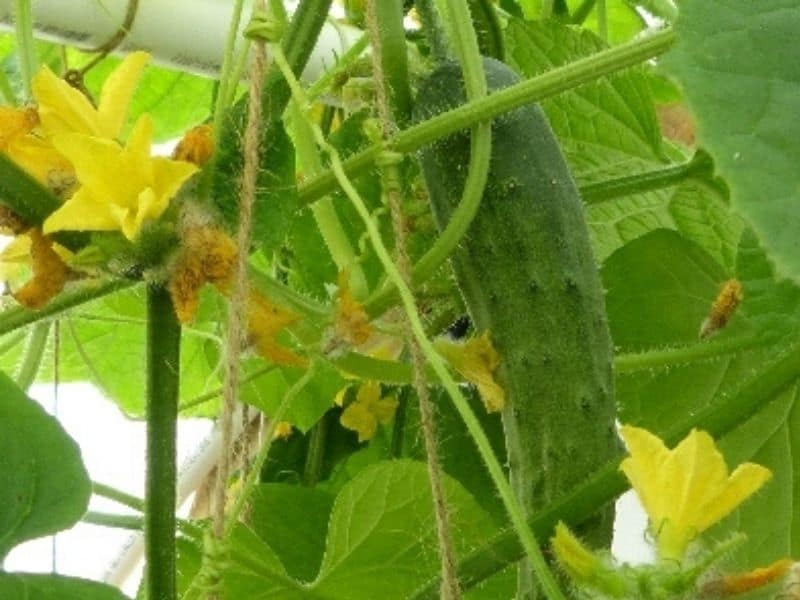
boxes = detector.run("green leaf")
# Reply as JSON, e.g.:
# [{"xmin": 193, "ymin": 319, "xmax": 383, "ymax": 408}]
[
  {"xmin": 240, "ymin": 359, "xmax": 344, "ymax": 432},
  {"xmin": 83, "ymin": 57, "xmax": 214, "ymax": 143},
  {"xmin": 0, "ymin": 373, "xmax": 90, "ymax": 560},
  {"xmin": 12, "ymin": 286, "xmax": 225, "ymax": 418},
  {"xmin": 247, "ymin": 484, "xmax": 334, "ymax": 582},
  {"xmin": 0, "ymin": 573, "xmax": 129, "ymax": 600},
  {"xmin": 312, "ymin": 460, "xmax": 497, "ymax": 598},
  {"xmin": 505, "ymin": 18, "xmax": 664, "ymax": 182},
  {"xmin": 662, "ymin": 0, "xmax": 800, "ymax": 282},
  {"xmin": 604, "ymin": 229, "xmax": 726, "ymax": 351},
  {"xmin": 571, "ymin": 0, "xmax": 646, "ymax": 44}
]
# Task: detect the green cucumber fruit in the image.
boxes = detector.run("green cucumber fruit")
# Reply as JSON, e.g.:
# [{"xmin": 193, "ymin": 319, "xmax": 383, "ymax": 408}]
[{"xmin": 414, "ymin": 58, "xmax": 618, "ymax": 595}]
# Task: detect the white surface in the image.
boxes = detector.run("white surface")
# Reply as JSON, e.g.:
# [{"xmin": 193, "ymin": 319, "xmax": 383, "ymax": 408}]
[{"xmin": 0, "ymin": 0, "xmax": 362, "ymax": 80}]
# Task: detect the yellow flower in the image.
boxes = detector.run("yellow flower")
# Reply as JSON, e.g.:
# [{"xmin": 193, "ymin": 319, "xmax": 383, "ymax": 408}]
[
  {"xmin": 0, "ymin": 106, "xmax": 73, "ymax": 191},
  {"xmin": 42, "ymin": 115, "xmax": 198, "ymax": 240},
  {"xmin": 33, "ymin": 51, "xmax": 149, "ymax": 139},
  {"xmin": 434, "ymin": 331, "xmax": 505, "ymax": 412},
  {"xmin": 339, "ymin": 381, "xmax": 398, "ymax": 442},
  {"xmin": 619, "ymin": 425, "xmax": 772, "ymax": 561}
]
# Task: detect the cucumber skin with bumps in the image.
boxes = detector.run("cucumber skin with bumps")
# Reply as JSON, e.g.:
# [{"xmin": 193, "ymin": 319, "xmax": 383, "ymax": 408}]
[{"xmin": 414, "ymin": 58, "xmax": 618, "ymax": 555}]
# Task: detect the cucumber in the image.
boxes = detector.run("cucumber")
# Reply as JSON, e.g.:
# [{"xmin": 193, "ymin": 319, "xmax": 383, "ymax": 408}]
[{"xmin": 414, "ymin": 58, "xmax": 618, "ymax": 595}]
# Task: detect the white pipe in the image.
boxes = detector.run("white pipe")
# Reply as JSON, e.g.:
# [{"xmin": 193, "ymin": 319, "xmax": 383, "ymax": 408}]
[{"xmin": 0, "ymin": 0, "xmax": 361, "ymax": 81}]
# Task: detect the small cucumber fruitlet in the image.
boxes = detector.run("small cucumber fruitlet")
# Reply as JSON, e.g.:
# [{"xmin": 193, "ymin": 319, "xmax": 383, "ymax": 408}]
[{"xmin": 415, "ymin": 58, "xmax": 618, "ymax": 596}]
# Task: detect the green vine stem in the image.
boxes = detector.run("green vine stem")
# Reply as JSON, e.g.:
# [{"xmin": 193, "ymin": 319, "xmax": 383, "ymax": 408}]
[
  {"xmin": 211, "ymin": 0, "xmax": 247, "ymax": 143},
  {"xmin": 92, "ymin": 481, "xmax": 145, "ymax": 512},
  {"xmin": 14, "ymin": 0, "xmax": 38, "ymax": 100},
  {"xmin": 411, "ymin": 339, "xmax": 800, "ymax": 598},
  {"xmin": 597, "ymin": 0, "xmax": 608, "ymax": 41},
  {"xmin": 289, "ymin": 101, "xmax": 369, "ymax": 298},
  {"xmin": 271, "ymin": 43, "xmax": 565, "ymax": 600},
  {"xmin": 571, "ymin": 0, "xmax": 597, "ymax": 24},
  {"xmin": 144, "ymin": 285, "xmax": 181, "ymax": 600},
  {"xmin": 581, "ymin": 156, "xmax": 711, "ymax": 205},
  {"xmin": 306, "ymin": 33, "xmax": 369, "ymax": 101},
  {"xmin": 15, "ymin": 321, "xmax": 49, "ymax": 391},
  {"xmin": 297, "ymin": 27, "xmax": 675, "ymax": 208},
  {"xmin": 0, "ymin": 279, "xmax": 136, "ymax": 336}
]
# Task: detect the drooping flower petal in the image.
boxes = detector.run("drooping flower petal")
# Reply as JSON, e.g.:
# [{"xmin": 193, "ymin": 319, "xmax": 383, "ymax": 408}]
[
  {"xmin": 619, "ymin": 425, "xmax": 772, "ymax": 561},
  {"xmin": 8, "ymin": 229, "xmax": 71, "ymax": 308},
  {"xmin": 435, "ymin": 331, "xmax": 505, "ymax": 412}
]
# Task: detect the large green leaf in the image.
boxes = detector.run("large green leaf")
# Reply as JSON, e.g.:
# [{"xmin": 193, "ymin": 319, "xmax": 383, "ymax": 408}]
[
  {"xmin": 312, "ymin": 460, "xmax": 499, "ymax": 598},
  {"xmin": 0, "ymin": 373, "xmax": 90, "ymax": 560},
  {"xmin": 0, "ymin": 573, "xmax": 129, "ymax": 600},
  {"xmin": 605, "ymin": 228, "xmax": 800, "ymax": 582},
  {"xmin": 505, "ymin": 19, "xmax": 664, "ymax": 183},
  {"xmin": 662, "ymin": 0, "xmax": 800, "ymax": 282},
  {"xmin": 180, "ymin": 460, "xmax": 503, "ymax": 599}
]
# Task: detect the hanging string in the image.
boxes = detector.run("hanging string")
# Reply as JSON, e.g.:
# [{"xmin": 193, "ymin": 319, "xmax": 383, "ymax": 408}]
[
  {"xmin": 204, "ymin": 0, "xmax": 271, "ymax": 596},
  {"xmin": 365, "ymin": 2, "xmax": 462, "ymax": 597}
]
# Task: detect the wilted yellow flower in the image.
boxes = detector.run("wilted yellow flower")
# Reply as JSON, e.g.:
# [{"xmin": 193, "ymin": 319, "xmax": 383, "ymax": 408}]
[
  {"xmin": 334, "ymin": 270, "xmax": 373, "ymax": 347},
  {"xmin": 33, "ymin": 51, "xmax": 149, "ymax": 140},
  {"xmin": 168, "ymin": 226, "xmax": 237, "ymax": 323},
  {"xmin": 434, "ymin": 331, "xmax": 505, "ymax": 412},
  {"xmin": 619, "ymin": 425, "xmax": 771, "ymax": 561},
  {"xmin": 247, "ymin": 291, "xmax": 307, "ymax": 367},
  {"xmin": 1, "ymin": 228, "xmax": 72, "ymax": 308},
  {"xmin": 173, "ymin": 124, "xmax": 214, "ymax": 166},
  {"xmin": 43, "ymin": 115, "xmax": 198, "ymax": 240},
  {"xmin": 701, "ymin": 558, "xmax": 793, "ymax": 597},
  {"xmin": 339, "ymin": 381, "xmax": 398, "ymax": 442}
]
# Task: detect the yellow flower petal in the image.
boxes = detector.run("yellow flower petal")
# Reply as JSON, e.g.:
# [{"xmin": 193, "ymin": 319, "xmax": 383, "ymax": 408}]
[
  {"xmin": 97, "ymin": 51, "xmax": 150, "ymax": 139},
  {"xmin": 10, "ymin": 229, "xmax": 70, "ymax": 309},
  {"xmin": 46, "ymin": 115, "xmax": 197, "ymax": 240},
  {"xmin": 43, "ymin": 187, "xmax": 119, "ymax": 234},
  {"xmin": 435, "ymin": 331, "xmax": 505, "ymax": 412},
  {"xmin": 619, "ymin": 425, "xmax": 772, "ymax": 561},
  {"xmin": 340, "ymin": 398, "xmax": 377, "ymax": 442},
  {"xmin": 34, "ymin": 51, "xmax": 150, "ymax": 139},
  {"xmin": 33, "ymin": 65, "xmax": 99, "ymax": 136},
  {"xmin": 339, "ymin": 381, "xmax": 398, "ymax": 442}
]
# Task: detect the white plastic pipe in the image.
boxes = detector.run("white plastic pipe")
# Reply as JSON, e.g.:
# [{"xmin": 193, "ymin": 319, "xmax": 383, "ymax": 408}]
[{"xmin": 0, "ymin": 0, "xmax": 360, "ymax": 80}]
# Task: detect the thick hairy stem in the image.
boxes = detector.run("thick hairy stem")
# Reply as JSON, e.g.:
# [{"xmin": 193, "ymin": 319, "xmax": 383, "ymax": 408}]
[{"xmin": 144, "ymin": 285, "xmax": 181, "ymax": 600}]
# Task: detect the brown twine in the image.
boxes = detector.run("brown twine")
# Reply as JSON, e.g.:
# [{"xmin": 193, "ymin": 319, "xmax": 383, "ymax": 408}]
[
  {"xmin": 208, "ymin": 0, "xmax": 268, "ymax": 596},
  {"xmin": 365, "ymin": 3, "xmax": 462, "ymax": 598}
]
